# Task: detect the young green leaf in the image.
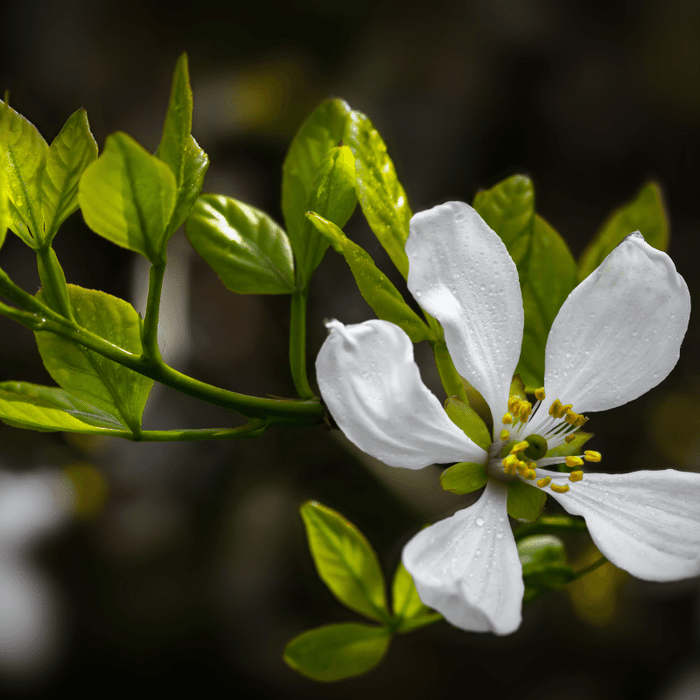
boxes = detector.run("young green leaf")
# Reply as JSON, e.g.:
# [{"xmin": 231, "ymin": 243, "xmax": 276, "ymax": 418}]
[
  {"xmin": 0, "ymin": 151, "xmax": 7, "ymax": 250},
  {"xmin": 306, "ymin": 213, "xmax": 432, "ymax": 342},
  {"xmin": 391, "ymin": 563, "xmax": 441, "ymax": 632},
  {"xmin": 156, "ymin": 53, "xmax": 209, "ymax": 236},
  {"xmin": 187, "ymin": 195, "xmax": 296, "ymax": 294},
  {"xmin": 78, "ymin": 132, "xmax": 177, "ymax": 263},
  {"xmin": 507, "ymin": 479, "xmax": 547, "ymax": 523},
  {"xmin": 282, "ymin": 98, "xmax": 352, "ymax": 254},
  {"xmin": 444, "ymin": 396, "xmax": 492, "ymax": 450},
  {"xmin": 284, "ymin": 623, "xmax": 391, "ymax": 682},
  {"xmin": 0, "ymin": 382, "xmax": 124, "ymax": 432},
  {"xmin": 579, "ymin": 182, "xmax": 668, "ymax": 281},
  {"xmin": 518, "ymin": 534, "xmax": 575, "ymax": 602},
  {"xmin": 439, "ymin": 461, "xmax": 488, "ymax": 495},
  {"xmin": 39, "ymin": 108, "xmax": 98, "ymax": 244},
  {"xmin": 294, "ymin": 145, "xmax": 356, "ymax": 285},
  {"xmin": 474, "ymin": 177, "xmax": 578, "ymax": 389},
  {"xmin": 300, "ymin": 501, "xmax": 390, "ymax": 623},
  {"xmin": 345, "ymin": 111, "xmax": 411, "ymax": 279},
  {"xmin": 1, "ymin": 99, "xmax": 48, "ymax": 246},
  {"xmin": 34, "ymin": 285, "xmax": 154, "ymax": 434}
]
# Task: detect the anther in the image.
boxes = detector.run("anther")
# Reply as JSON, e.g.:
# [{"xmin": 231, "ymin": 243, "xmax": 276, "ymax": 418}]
[
  {"xmin": 525, "ymin": 469, "xmax": 537, "ymax": 480},
  {"xmin": 550, "ymin": 483, "xmax": 570, "ymax": 494},
  {"xmin": 559, "ymin": 404, "xmax": 573, "ymax": 419},
  {"xmin": 508, "ymin": 397, "xmax": 520, "ymax": 413},
  {"xmin": 534, "ymin": 387, "xmax": 546, "ymax": 401},
  {"xmin": 500, "ymin": 429, "xmax": 510, "ymax": 441},
  {"xmin": 536, "ymin": 476, "xmax": 552, "ymax": 488},
  {"xmin": 575, "ymin": 415, "xmax": 588, "ymax": 427},
  {"xmin": 549, "ymin": 399, "xmax": 562, "ymax": 417},
  {"xmin": 584, "ymin": 450, "xmax": 601, "ymax": 462},
  {"xmin": 565, "ymin": 410, "xmax": 578, "ymax": 425},
  {"xmin": 502, "ymin": 413, "xmax": 513, "ymax": 425},
  {"xmin": 564, "ymin": 434, "xmax": 576, "ymax": 444},
  {"xmin": 565, "ymin": 456, "xmax": 584, "ymax": 468},
  {"xmin": 569, "ymin": 470, "xmax": 584, "ymax": 482},
  {"xmin": 511, "ymin": 441, "xmax": 529, "ymax": 454}
]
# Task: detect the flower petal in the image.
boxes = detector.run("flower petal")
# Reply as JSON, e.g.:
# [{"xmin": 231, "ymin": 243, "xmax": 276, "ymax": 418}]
[
  {"xmin": 543, "ymin": 233, "xmax": 690, "ymax": 414},
  {"xmin": 406, "ymin": 202, "xmax": 523, "ymax": 428},
  {"xmin": 539, "ymin": 468, "xmax": 700, "ymax": 581},
  {"xmin": 402, "ymin": 480, "xmax": 523, "ymax": 634},
  {"xmin": 316, "ymin": 319, "xmax": 485, "ymax": 469}
]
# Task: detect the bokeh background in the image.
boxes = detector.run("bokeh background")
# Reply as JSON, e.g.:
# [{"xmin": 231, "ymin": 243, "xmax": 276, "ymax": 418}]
[{"xmin": 1, "ymin": 0, "xmax": 700, "ymax": 698}]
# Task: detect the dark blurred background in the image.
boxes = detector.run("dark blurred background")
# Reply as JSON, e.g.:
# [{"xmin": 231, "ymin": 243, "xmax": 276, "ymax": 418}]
[{"xmin": 1, "ymin": 0, "xmax": 700, "ymax": 698}]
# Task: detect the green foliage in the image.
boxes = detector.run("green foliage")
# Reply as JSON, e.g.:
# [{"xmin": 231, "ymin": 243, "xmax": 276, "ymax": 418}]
[
  {"xmin": 39, "ymin": 108, "xmax": 98, "ymax": 244},
  {"xmin": 0, "ymin": 161, "xmax": 6, "ymax": 249},
  {"xmin": 156, "ymin": 53, "xmax": 209, "ymax": 236},
  {"xmin": 579, "ymin": 182, "xmax": 669, "ymax": 281},
  {"xmin": 284, "ymin": 623, "xmax": 391, "ymax": 682},
  {"xmin": 79, "ymin": 132, "xmax": 177, "ymax": 263},
  {"xmin": 34, "ymin": 285, "xmax": 153, "ymax": 434},
  {"xmin": 187, "ymin": 195, "xmax": 296, "ymax": 294},
  {"xmin": 300, "ymin": 501, "xmax": 389, "ymax": 623},
  {"xmin": 391, "ymin": 563, "xmax": 441, "ymax": 632},
  {"xmin": 295, "ymin": 145, "xmax": 357, "ymax": 285},
  {"xmin": 306, "ymin": 213, "xmax": 431, "ymax": 341},
  {"xmin": 507, "ymin": 479, "xmax": 547, "ymax": 523},
  {"xmin": 444, "ymin": 396, "xmax": 492, "ymax": 450},
  {"xmin": 518, "ymin": 534, "xmax": 575, "ymax": 603},
  {"xmin": 344, "ymin": 111, "xmax": 411, "ymax": 279},
  {"xmin": 282, "ymin": 99, "xmax": 352, "ymax": 273},
  {"xmin": 440, "ymin": 461, "xmax": 488, "ymax": 495},
  {"xmin": 474, "ymin": 176, "xmax": 578, "ymax": 390}
]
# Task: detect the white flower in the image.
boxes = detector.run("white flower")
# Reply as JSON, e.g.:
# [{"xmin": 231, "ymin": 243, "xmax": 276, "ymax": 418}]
[{"xmin": 316, "ymin": 201, "xmax": 700, "ymax": 635}]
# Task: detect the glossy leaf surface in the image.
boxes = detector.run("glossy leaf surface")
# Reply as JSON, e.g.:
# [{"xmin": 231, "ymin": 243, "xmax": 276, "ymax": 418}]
[
  {"xmin": 187, "ymin": 195, "xmax": 295, "ymax": 294},
  {"xmin": 439, "ymin": 461, "xmax": 488, "ymax": 495},
  {"xmin": 444, "ymin": 396, "xmax": 492, "ymax": 450}
]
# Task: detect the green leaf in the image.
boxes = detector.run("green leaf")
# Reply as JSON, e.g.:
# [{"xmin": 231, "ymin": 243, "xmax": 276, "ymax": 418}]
[
  {"xmin": 78, "ymin": 132, "xmax": 177, "ymax": 263},
  {"xmin": 391, "ymin": 562, "xmax": 441, "ymax": 632},
  {"xmin": 0, "ymin": 381, "xmax": 124, "ymax": 430},
  {"xmin": 282, "ymin": 98, "xmax": 352, "ymax": 258},
  {"xmin": 518, "ymin": 534, "xmax": 575, "ymax": 602},
  {"xmin": 156, "ymin": 53, "xmax": 209, "ymax": 236},
  {"xmin": 284, "ymin": 623, "xmax": 390, "ymax": 682},
  {"xmin": 39, "ymin": 109, "xmax": 98, "ymax": 243},
  {"xmin": 345, "ymin": 111, "xmax": 411, "ymax": 279},
  {"xmin": 1, "ymin": 99, "xmax": 48, "ymax": 246},
  {"xmin": 306, "ymin": 213, "xmax": 431, "ymax": 342},
  {"xmin": 0, "ymin": 148, "xmax": 7, "ymax": 250},
  {"xmin": 300, "ymin": 501, "xmax": 389, "ymax": 622},
  {"xmin": 474, "ymin": 177, "xmax": 577, "ymax": 389},
  {"xmin": 444, "ymin": 396, "xmax": 491, "ymax": 450},
  {"xmin": 34, "ymin": 285, "xmax": 154, "ymax": 434},
  {"xmin": 544, "ymin": 431, "xmax": 594, "ymax": 459},
  {"xmin": 579, "ymin": 182, "xmax": 669, "ymax": 281},
  {"xmin": 295, "ymin": 145, "xmax": 356, "ymax": 285},
  {"xmin": 187, "ymin": 195, "xmax": 295, "ymax": 294},
  {"xmin": 439, "ymin": 461, "xmax": 488, "ymax": 495},
  {"xmin": 507, "ymin": 479, "xmax": 547, "ymax": 523}
]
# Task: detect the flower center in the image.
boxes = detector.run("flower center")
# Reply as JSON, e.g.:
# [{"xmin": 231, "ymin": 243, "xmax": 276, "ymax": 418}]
[{"xmin": 493, "ymin": 387, "xmax": 602, "ymax": 494}]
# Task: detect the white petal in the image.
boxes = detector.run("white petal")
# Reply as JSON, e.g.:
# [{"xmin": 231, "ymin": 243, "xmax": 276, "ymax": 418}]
[
  {"xmin": 406, "ymin": 202, "xmax": 523, "ymax": 427},
  {"xmin": 402, "ymin": 480, "xmax": 523, "ymax": 634},
  {"xmin": 316, "ymin": 319, "xmax": 485, "ymax": 469},
  {"xmin": 540, "ymin": 468, "xmax": 700, "ymax": 581},
  {"xmin": 543, "ymin": 233, "xmax": 690, "ymax": 414}
]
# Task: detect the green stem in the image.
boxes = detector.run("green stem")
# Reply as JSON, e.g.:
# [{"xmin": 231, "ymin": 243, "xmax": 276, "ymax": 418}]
[
  {"xmin": 142, "ymin": 261, "xmax": 166, "ymax": 361},
  {"xmin": 90, "ymin": 420, "xmax": 269, "ymax": 441},
  {"xmin": 431, "ymin": 339, "xmax": 468, "ymax": 403},
  {"xmin": 289, "ymin": 287, "xmax": 314, "ymax": 399},
  {"xmin": 36, "ymin": 246, "xmax": 73, "ymax": 318},
  {"xmin": 571, "ymin": 555, "xmax": 608, "ymax": 581},
  {"xmin": 514, "ymin": 516, "xmax": 588, "ymax": 542},
  {"xmin": 0, "ymin": 300, "xmax": 323, "ymax": 424}
]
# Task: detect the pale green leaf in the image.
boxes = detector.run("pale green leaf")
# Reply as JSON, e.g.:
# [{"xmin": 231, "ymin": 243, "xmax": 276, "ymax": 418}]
[
  {"xmin": 507, "ymin": 479, "xmax": 547, "ymax": 523},
  {"xmin": 78, "ymin": 132, "xmax": 177, "ymax": 263},
  {"xmin": 34, "ymin": 285, "xmax": 153, "ymax": 434},
  {"xmin": 439, "ymin": 461, "xmax": 488, "ymax": 495},
  {"xmin": 306, "ymin": 213, "xmax": 431, "ymax": 341},
  {"xmin": 156, "ymin": 53, "xmax": 209, "ymax": 235},
  {"xmin": 444, "ymin": 396, "xmax": 491, "ymax": 450},
  {"xmin": 579, "ymin": 182, "xmax": 669, "ymax": 281},
  {"xmin": 391, "ymin": 562, "xmax": 441, "ymax": 632},
  {"xmin": 300, "ymin": 501, "xmax": 389, "ymax": 623},
  {"xmin": 187, "ymin": 195, "xmax": 295, "ymax": 294},
  {"xmin": 345, "ymin": 111, "xmax": 411, "ymax": 279},
  {"xmin": 284, "ymin": 623, "xmax": 390, "ymax": 682},
  {"xmin": 39, "ymin": 109, "xmax": 98, "ymax": 243}
]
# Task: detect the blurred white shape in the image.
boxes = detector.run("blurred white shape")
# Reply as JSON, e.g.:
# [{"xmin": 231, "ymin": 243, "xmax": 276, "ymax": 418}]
[{"xmin": 0, "ymin": 470, "xmax": 73, "ymax": 677}]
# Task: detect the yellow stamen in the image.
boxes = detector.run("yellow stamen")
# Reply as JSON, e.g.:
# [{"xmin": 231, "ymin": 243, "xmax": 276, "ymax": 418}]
[
  {"xmin": 565, "ymin": 456, "xmax": 584, "ymax": 468},
  {"xmin": 559, "ymin": 403, "xmax": 573, "ymax": 419},
  {"xmin": 508, "ymin": 397, "xmax": 520, "ymax": 413},
  {"xmin": 564, "ymin": 434, "xmax": 576, "ymax": 443},
  {"xmin": 569, "ymin": 470, "xmax": 584, "ymax": 482},
  {"xmin": 565, "ymin": 409, "xmax": 579, "ymax": 425},
  {"xmin": 502, "ymin": 412, "xmax": 513, "ymax": 425},
  {"xmin": 511, "ymin": 441, "xmax": 529, "ymax": 454},
  {"xmin": 584, "ymin": 450, "xmax": 601, "ymax": 462},
  {"xmin": 519, "ymin": 401, "xmax": 532, "ymax": 420},
  {"xmin": 551, "ymin": 483, "xmax": 570, "ymax": 494},
  {"xmin": 525, "ymin": 470, "xmax": 537, "ymax": 480},
  {"xmin": 549, "ymin": 399, "xmax": 562, "ymax": 417},
  {"xmin": 502, "ymin": 454, "xmax": 519, "ymax": 470},
  {"xmin": 536, "ymin": 476, "xmax": 552, "ymax": 488},
  {"xmin": 500, "ymin": 429, "xmax": 510, "ymax": 441},
  {"xmin": 516, "ymin": 461, "xmax": 529, "ymax": 478},
  {"xmin": 534, "ymin": 387, "xmax": 546, "ymax": 401},
  {"xmin": 575, "ymin": 414, "xmax": 588, "ymax": 427}
]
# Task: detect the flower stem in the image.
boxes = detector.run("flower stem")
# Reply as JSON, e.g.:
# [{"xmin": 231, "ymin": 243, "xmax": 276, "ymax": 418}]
[
  {"xmin": 289, "ymin": 287, "xmax": 315, "ymax": 399},
  {"xmin": 571, "ymin": 555, "xmax": 608, "ymax": 581},
  {"xmin": 142, "ymin": 261, "xmax": 166, "ymax": 362}
]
